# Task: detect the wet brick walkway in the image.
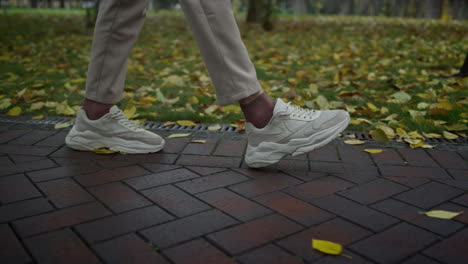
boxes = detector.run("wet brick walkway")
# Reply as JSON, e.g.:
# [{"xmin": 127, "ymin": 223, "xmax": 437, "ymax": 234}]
[{"xmin": 0, "ymin": 123, "xmax": 467, "ymax": 264}]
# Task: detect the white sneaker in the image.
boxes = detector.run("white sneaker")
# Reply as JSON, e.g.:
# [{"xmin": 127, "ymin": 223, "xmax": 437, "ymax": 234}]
[
  {"xmin": 245, "ymin": 98, "xmax": 350, "ymax": 168},
  {"xmin": 65, "ymin": 106, "xmax": 165, "ymax": 154}
]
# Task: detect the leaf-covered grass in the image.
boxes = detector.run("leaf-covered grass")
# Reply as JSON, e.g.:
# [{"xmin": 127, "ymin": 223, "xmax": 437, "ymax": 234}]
[{"xmin": 0, "ymin": 9, "xmax": 467, "ymax": 134}]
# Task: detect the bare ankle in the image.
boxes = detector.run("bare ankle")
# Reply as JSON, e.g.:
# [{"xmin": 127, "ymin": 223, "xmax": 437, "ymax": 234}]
[
  {"xmin": 239, "ymin": 92, "xmax": 275, "ymax": 129},
  {"xmin": 239, "ymin": 91, "xmax": 263, "ymax": 106},
  {"xmin": 83, "ymin": 98, "xmax": 113, "ymax": 120}
]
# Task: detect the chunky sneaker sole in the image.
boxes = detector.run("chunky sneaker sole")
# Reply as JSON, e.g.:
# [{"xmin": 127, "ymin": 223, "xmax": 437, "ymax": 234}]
[
  {"xmin": 65, "ymin": 106, "xmax": 165, "ymax": 154},
  {"xmin": 65, "ymin": 126, "xmax": 165, "ymax": 154},
  {"xmin": 245, "ymin": 100, "xmax": 350, "ymax": 168},
  {"xmin": 244, "ymin": 99, "xmax": 351, "ymax": 168}
]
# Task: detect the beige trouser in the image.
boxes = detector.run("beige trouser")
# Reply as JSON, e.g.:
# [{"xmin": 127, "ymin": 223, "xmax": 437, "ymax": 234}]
[{"xmin": 85, "ymin": 0, "xmax": 262, "ymax": 106}]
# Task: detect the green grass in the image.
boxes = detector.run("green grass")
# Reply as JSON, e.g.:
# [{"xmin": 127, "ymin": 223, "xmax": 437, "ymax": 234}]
[
  {"xmin": 2, "ymin": 7, "xmax": 87, "ymax": 14},
  {"xmin": 0, "ymin": 10, "xmax": 467, "ymax": 134}
]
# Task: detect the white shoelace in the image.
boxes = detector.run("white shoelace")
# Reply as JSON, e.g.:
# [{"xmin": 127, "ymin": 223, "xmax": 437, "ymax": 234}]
[
  {"xmin": 110, "ymin": 111, "xmax": 141, "ymax": 131},
  {"xmin": 284, "ymin": 102, "xmax": 316, "ymax": 119}
]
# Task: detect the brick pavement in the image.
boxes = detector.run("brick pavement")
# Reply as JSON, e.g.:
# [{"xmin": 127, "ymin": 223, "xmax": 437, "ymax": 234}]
[{"xmin": 0, "ymin": 125, "xmax": 467, "ymax": 264}]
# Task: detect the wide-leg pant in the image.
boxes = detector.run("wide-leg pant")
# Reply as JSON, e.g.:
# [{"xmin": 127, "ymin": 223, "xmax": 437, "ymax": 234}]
[{"xmin": 84, "ymin": 0, "xmax": 262, "ymax": 106}]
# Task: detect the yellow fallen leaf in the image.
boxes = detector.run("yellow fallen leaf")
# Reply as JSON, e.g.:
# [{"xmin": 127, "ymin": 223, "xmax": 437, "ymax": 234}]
[
  {"xmin": 162, "ymin": 75, "xmax": 185, "ymax": 87},
  {"xmin": 45, "ymin": 101, "xmax": 57, "ymax": 108},
  {"xmin": 70, "ymin": 78, "xmax": 86, "ymax": 83},
  {"xmin": 436, "ymin": 102, "xmax": 453, "ymax": 110},
  {"xmin": 167, "ymin": 133, "xmax": 191, "ymax": 138},
  {"xmin": 7, "ymin": 106, "xmax": 21, "ymax": 116},
  {"xmin": 370, "ymin": 129, "xmax": 389, "ymax": 142},
  {"xmin": 404, "ymin": 137, "xmax": 422, "ymax": 145},
  {"xmin": 350, "ymin": 118, "xmax": 372, "ymax": 125},
  {"xmin": 417, "ymin": 102, "xmax": 430, "ymax": 110},
  {"xmin": 443, "ymin": 131, "xmax": 459, "ymax": 140},
  {"xmin": 221, "ymin": 104, "xmax": 242, "ymax": 114},
  {"xmin": 30, "ymin": 102, "xmax": 45, "ymax": 111},
  {"xmin": 423, "ymin": 132, "xmax": 441, "ymax": 139},
  {"xmin": 32, "ymin": 115, "xmax": 44, "ymax": 120},
  {"xmin": 177, "ymin": 120, "xmax": 197, "ymax": 127},
  {"xmin": 344, "ymin": 139, "xmax": 366, "ymax": 145},
  {"xmin": 54, "ymin": 123, "xmax": 71, "ymax": 129},
  {"xmin": 138, "ymin": 96, "xmax": 157, "ymax": 104},
  {"xmin": 92, "ymin": 148, "xmax": 116, "ymax": 154},
  {"xmin": 396, "ymin": 127, "xmax": 407, "ymax": 137},
  {"xmin": 191, "ymin": 140, "xmax": 207, "ymax": 144},
  {"xmin": 345, "ymin": 105, "xmax": 356, "ymax": 113},
  {"xmin": 364, "ymin": 149, "xmax": 383, "ymax": 153},
  {"xmin": 381, "ymin": 114, "xmax": 399, "ymax": 122},
  {"xmin": 204, "ymin": 105, "xmax": 218, "ymax": 115},
  {"xmin": 31, "ymin": 83, "xmax": 44, "ymax": 88},
  {"xmin": 123, "ymin": 104, "xmax": 136, "ymax": 119},
  {"xmin": 312, "ymin": 239, "xmax": 342, "ymax": 255},
  {"xmin": 188, "ymin": 96, "xmax": 199, "ymax": 104},
  {"xmin": 433, "ymin": 120, "xmax": 447, "ymax": 126},
  {"xmin": 408, "ymin": 131, "xmax": 424, "ymax": 140},
  {"xmin": 367, "ymin": 102, "xmax": 379, "ymax": 112},
  {"xmin": 389, "ymin": 91, "xmax": 411, "ymax": 104},
  {"xmin": 409, "ymin": 110, "xmax": 427, "ymax": 118},
  {"xmin": 409, "ymin": 140, "xmax": 424, "ymax": 149},
  {"xmin": 420, "ymin": 210, "xmax": 463, "ymax": 219},
  {"xmin": 316, "ymin": 95, "xmax": 329, "ymax": 110},
  {"xmin": 235, "ymin": 120, "xmax": 246, "ymax": 132},
  {"xmin": 421, "ymin": 144, "xmax": 435, "ymax": 149},
  {"xmin": 208, "ymin": 124, "xmax": 222, "ymax": 131},
  {"xmin": 375, "ymin": 124, "xmax": 395, "ymax": 139},
  {"xmin": 163, "ymin": 121, "xmax": 175, "ymax": 127},
  {"xmin": 345, "ymin": 134, "xmax": 356, "ymax": 138},
  {"xmin": 309, "ymin": 83, "xmax": 319, "ymax": 94},
  {"xmin": 55, "ymin": 101, "xmax": 76, "ymax": 116},
  {"xmin": 445, "ymin": 124, "xmax": 468, "ymax": 131},
  {"xmin": 0, "ymin": 98, "xmax": 12, "ymax": 109},
  {"xmin": 380, "ymin": 106, "xmax": 389, "ymax": 115}
]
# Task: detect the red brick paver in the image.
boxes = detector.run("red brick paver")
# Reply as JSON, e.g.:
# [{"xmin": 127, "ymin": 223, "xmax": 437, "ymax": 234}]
[
  {"xmin": 14, "ymin": 202, "xmax": 111, "ymax": 237},
  {"xmin": 24, "ymin": 228, "xmax": 101, "ymax": 264},
  {"xmin": 143, "ymin": 185, "xmax": 211, "ymax": 217},
  {"xmin": 237, "ymin": 244, "xmax": 304, "ymax": 264},
  {"xmin": 277, "ymin": 217, "xmax": 372, "ymax": 263},
  {"xmin": 0, "ymin": 224, "xmax": 31, "ymax": 264},
  {"xmin": 394, "ymin": 181, "xmax": 464, "ymax": 209},
  {"xmin": 423, "ymin": 227, "xmax": 468, "ymax": 264},
  {"xmin": 141, "ymin": 209, "xmax": 237, "ymax": 248},
  {"xmin": 163, "ymin": 238, "xmax": 235, "ymax": 264},
  {"xmin": 93, "ymin": 233, "xmax": 169, "ymax": 264},
  {"xmin": 197, "ymin": 188, "xmax": 272, "ymax": 221},
  {"xmin": 207, "ymin": 214, "xmax": 302, "ymax": 255},
  {"xmin": 76, "ymin": 205, "xmax": 174, "ymax": 243},
  {"xmin": 254, "ymin": 192, "xmax": 334, "ymax": 226},
  {"xmin": 349, "ymin": 223, "xmax": 439, "ymax": 263},
  {"xmin": 0, "ymin": 173, "xmax": 42, "ymax": 203},
  {"xmin": 37, "ymin": 178, "xmax": 95, "ymax": 208}
]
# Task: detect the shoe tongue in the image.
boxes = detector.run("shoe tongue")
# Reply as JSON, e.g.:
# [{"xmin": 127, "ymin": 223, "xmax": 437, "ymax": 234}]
[
  {"xmin": 108, "ymin": 105, "xmax": 121, "ymax": 114},
  {"xmin": 273, "ymin": 98, "xmax": 288, "ymax": 115}
]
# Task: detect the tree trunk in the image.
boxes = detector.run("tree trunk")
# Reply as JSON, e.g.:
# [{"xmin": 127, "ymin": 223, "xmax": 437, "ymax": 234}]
[
  {"xmin": 449, "ymin": 0, "xmax": 467, "ymax": 20},
  {"xmin": 338, "ymin": 0, "xmax": 354, "ymax": 15},
  {"xmin": 421, "ymin": 0, "xmax": 441, "ymax": 18},
  {"xmin": 246, "ymin": 0, "xmax": 274, "ymax": 31},
  {"xmin": 30, "ymin": 0, "xmax": 38, "ymax": 8},
  {"xmin": 458, "ymin": 53, "xmax": 468, "ymax": 77},
  {"xmin": 60, "ymin": 0, "xmax": 65, "ymax": 8},
  {"xmin": 246, "ymin": 0, "xmax": 265, "ymax": 23},
  {"xmin": 292, "ymin": 0, "xmax": 307, "ymax": 14}
]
